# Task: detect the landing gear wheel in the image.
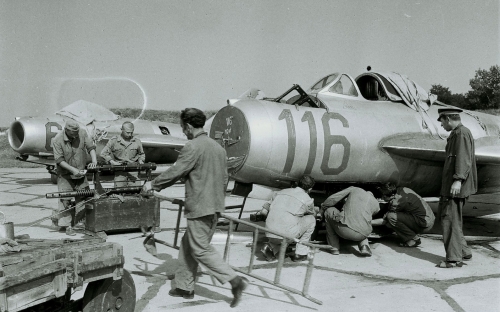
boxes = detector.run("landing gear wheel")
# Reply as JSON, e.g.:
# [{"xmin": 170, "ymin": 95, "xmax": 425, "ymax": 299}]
[{"xmin": 82, "ymin": 269, "xmax": 136, "ymax": 312}]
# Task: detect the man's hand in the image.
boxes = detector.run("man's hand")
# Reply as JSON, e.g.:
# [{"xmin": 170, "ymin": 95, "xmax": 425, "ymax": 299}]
[
  {"xmin": 371, "ymin": 218, "xmax": 385, "ymax": 226},
  {"xmin": 142, "ymin": 181, "xmax": 153, "ymax": 193},
  {"xmin": 87, "ymin": 162, "xmax": 97, "ymax": 169},
  {"xmin": 110, "ymin": 160, "xmax": 122, "ymax": 166},
  {"xmin": 450, "ymin": 180, "xmax": 462, "ymax": 197}
]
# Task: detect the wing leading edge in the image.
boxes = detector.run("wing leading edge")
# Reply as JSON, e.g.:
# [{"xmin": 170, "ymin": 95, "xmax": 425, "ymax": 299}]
[{"xmin": 382, "ymin": 135, "xmax": 500, "ymax": 165}]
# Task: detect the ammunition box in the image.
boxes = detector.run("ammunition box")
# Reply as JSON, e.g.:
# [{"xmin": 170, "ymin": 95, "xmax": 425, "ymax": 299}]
[{"xmin": 85, "ymin": 195, "xmax": 160, "ymax": 235}]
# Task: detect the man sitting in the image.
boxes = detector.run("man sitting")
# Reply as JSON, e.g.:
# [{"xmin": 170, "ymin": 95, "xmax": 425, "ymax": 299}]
[{"xmin": 260, "ymin": 175, "xmax": 318, "ymax": 262}]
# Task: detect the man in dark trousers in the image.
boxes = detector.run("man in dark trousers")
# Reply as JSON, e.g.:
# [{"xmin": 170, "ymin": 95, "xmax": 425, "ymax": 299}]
[
  {"xmin": 377, "ymin": 183, "xmax": 435, "ymax": 247},
  {"xmin": 142, "ymin": 108, "xmax": 248, "ymax": 307},
  {"xmin": 437, "ymin": 108, "xmax": 477, "ymax": 268},
  {"xmin": 321, "ymin": 187, "xmax": 380, "ymax": 257}
]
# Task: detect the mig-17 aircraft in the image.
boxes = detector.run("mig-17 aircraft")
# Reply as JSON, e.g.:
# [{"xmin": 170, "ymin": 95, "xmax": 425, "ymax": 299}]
[
  {"xmin": 8, "ymin": 100, "xmax": 186, "ymax": 182},
  {"xmin": 209, "ymin": 71, "xmax": 500, "ymax": 197}
]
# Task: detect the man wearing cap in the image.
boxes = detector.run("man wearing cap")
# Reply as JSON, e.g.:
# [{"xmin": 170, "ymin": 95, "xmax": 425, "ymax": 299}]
[
  {"xmin": 100, "ymin": 121, "xmax": 145, "ymax": 187},
  {"xmin": 52, "ymin": 119, "xmax": 97, "ymax": 236},
  {"xmin": 436, "ymin": 108, "xmax": 477, "ymax": 268},
  {"xmin": 320, "ymin": 187, "xmax": 380, "ymax": 257}
]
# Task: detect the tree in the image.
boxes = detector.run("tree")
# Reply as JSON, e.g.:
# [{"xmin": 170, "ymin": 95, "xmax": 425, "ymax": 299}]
[
  {"xmin": 467, "ymin": 65, "xmax": 500, "ymax": 109},
  {"xmin": 430, "ymin": 84, "xmax": 453, "ymax": 104},
  {"xmin": 430, "ymin": 84, "xmax": 468, "ymax": 108}
]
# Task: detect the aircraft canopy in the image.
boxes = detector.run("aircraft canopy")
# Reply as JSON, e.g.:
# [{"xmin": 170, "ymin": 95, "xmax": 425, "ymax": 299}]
[
  {"xmin": 356, "ymin": 72, "xmax": 437, "ymax": 111},
  {"xmin": 56, "ymin": 100, "xmax": 120, "ymax": 125}
]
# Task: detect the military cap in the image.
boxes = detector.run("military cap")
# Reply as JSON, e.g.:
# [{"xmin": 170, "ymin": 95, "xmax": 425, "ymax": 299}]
[
  {"xmin": 437, "ymin": 108, "xmax": 462, "ymax": 121},
  {"xmin": 65, "ymin": 119, "xmax": 80, "ymax": 131}
]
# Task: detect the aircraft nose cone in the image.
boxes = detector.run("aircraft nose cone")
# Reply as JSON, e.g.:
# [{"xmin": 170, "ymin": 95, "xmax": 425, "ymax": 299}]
[{"xmin": 209, "ymin": 106, "xmax": 250, "ymax": 173}]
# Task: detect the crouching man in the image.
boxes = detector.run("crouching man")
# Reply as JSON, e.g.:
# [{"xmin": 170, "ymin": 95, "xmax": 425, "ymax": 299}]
[
  {"xmin": 377, "ymin": 183, "xmax": 435, "ymax": 247},
  {"xmin": 321, "ymin": 187, "xmax": 380, "ymax": 257},
  {"xmin": 260, "ymin": 175, "xmax": 317, "ymax": 262}
]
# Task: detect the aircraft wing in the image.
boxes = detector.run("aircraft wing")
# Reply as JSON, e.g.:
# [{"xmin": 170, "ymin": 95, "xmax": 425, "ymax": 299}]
[
  {"xmin": 134, "ymin": 133, "xmax": 186, "ymax": 149},
  {"xmin": 382, "ymin": 134, "xmax": 500, "ymax": 165}
]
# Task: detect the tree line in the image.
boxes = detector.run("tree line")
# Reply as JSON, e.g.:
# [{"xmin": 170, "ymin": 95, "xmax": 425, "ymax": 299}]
[{"xmin": 430, "ymin": 65, "xmax": 499, "ymax": 110}]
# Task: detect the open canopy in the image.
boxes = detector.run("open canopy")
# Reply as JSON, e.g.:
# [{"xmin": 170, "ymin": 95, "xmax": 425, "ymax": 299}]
[
  {"xmin": 56, "ymin": 100, "xmax": 120, "ymax": 125},
  {"xmin": 356, "ymin": 72, "xmax": 437, "ymax": 111}
]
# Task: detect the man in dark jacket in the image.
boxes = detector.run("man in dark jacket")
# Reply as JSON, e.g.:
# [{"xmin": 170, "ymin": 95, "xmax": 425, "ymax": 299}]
[
  {"xmin": 437, "ymin": 108, "xmax": 477, "ymax": 268},
  {"xmin": 377, "ymin": 184, "xmax": 435, "ymax": 247},
  {"xmin": 142, "ymin": 108, "xmax": 248, "ymax": 307}
]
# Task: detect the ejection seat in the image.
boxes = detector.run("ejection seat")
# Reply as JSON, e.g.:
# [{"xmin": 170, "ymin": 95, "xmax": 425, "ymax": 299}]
[{"xmin": 362, "ymin": 79, "xmax": 380, "ymax": 100}]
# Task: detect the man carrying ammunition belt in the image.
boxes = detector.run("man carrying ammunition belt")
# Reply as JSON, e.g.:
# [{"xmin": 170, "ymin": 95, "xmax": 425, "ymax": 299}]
[
  {"xmin": 101, "ymin": 121, "xmax": 145, "ymax": 187},
  {"xmin": 52, "ymin": 119, "xmax": 97, "ymax": 236}
]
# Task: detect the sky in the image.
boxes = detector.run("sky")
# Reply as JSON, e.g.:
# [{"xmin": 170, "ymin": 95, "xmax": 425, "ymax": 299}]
[{"xmin": 0, "ymin": 0, "xmax": 498, "ymax": 126}]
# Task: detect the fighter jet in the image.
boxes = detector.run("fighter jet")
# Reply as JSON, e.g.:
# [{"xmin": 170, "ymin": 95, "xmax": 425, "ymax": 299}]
[
  {"xmin": 8, "ymin": 100, "xmax": 186, "ymax": 182},
  {"xmin": 209, "ymin": 71, "xmax": 500, "ymax": 197}
]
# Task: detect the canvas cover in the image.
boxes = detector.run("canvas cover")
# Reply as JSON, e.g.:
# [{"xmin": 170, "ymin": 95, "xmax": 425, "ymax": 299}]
[
  {"xmin": 56, "ymin": 100, "xmax": 119, "ymax": 125},
  {"xmin": 377, "ymin": 72, "xmax": 437, "ymax": 111}
]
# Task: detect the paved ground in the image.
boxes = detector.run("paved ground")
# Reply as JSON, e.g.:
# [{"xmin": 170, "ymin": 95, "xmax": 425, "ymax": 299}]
[{"xmin": 0, "ymin": 168, "xmax": 499, "ymax": 312}]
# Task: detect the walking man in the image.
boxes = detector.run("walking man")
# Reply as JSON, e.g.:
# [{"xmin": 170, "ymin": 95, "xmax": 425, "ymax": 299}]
[
  {"xmin": 436, "ymin": 108, "xmax": 477, "ymax": 268},
  {"xmin": 101, "ymin": 121, "xmax": 145, "ymax": 186},
  {"xmin": 52, "ymin": 119, "xmax": 97, "ymax": 236},
  {"xmin": 142, "ymin": 108, "xmax": 248, "ymax": 307}
]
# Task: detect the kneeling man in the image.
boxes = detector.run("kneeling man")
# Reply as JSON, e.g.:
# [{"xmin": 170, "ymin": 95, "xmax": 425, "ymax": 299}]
[
  {"xmin": 379, "ymin": 184, "xmax": 435, "ymax": 247},
  {"xmin": 321, "ymin": 187, "xmax": 380, "ymax": 257},
  {"xmin": 260, "ymin": 175, "xmax": 317, "ymax": 262}
]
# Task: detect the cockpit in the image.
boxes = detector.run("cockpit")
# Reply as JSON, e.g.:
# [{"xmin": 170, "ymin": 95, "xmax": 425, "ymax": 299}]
[{"xmin": 269, "ymin": 71, "xmax": 434, "ymax": 112}]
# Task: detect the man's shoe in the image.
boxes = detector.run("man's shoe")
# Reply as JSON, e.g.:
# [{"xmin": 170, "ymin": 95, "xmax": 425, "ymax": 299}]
[
  {"xmin": 260, "ymin": 244, "xmax": 276, "ymax": 262},
  {"xmin": 168, "ymin": 288, "xmax": 194, "ymax": 299},
  {"xmin": 463, "ymin": 254, "xmax": 472, "ymax": 260},
  {"xmin": 250, "ymin": 213, "xmax": 266, "ymax": 222},
  {"xmin": 329, "ymin": 248, "xmax": 340, "ymax": 255},
  {"xmin": 291, "ymin": 254, "xmax": 308, "ymax": 262},
  {"xmin": 73, "ymin": 222, "xmax": 85, "ymax": 230},
  {"xmin": 359, "ymin": 245, "xmax": 372, "ymax": 257},
  {"xmin": 230, "ymin": 276, "xmax": 249, "ymax": 308},
  {"xmin": 65, "ymin": 227, "xmax": 76, "ymax": 236}
]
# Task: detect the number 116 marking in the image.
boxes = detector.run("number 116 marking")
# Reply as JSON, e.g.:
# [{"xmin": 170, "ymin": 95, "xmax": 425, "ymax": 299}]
[{"xmin": 278, "ymin": 109, "xmax": 350, "ymax": 176}]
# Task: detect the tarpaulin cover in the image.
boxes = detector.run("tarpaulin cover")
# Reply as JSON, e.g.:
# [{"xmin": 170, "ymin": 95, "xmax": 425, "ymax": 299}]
[
  {"xmin": 56, "ymin": 100, "xmax": 119, "ymax": 125},
  {"xmin": 376, "ymin": 72, "xmax": 437, "ymax": 111}
]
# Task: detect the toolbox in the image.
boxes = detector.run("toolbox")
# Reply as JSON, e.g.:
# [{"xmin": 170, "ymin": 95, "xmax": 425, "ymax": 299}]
[{"xmin": 85, "ymin": 195, "xmax": 160, "ymax": 237}]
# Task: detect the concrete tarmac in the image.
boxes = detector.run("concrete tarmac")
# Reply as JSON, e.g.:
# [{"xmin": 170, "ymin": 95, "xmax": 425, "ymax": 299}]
[{"xmin": 0, "ymin": 168, "xmax": 499, "ymax": 312}]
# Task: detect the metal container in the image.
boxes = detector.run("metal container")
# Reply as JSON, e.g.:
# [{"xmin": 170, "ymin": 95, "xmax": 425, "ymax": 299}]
[{"xmin": 0, "ymin": 211, "xmax": 14, "ymax": 239}]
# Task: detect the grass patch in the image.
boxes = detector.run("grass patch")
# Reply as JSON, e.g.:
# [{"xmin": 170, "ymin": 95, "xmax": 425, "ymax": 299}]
[
  {"xmin": 0, "ymin": 135, "xmax": 41, "ymax": 168},
  {"xmin": 476, "ymin": 108, "xmax": 500, "ymax": 116}
]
